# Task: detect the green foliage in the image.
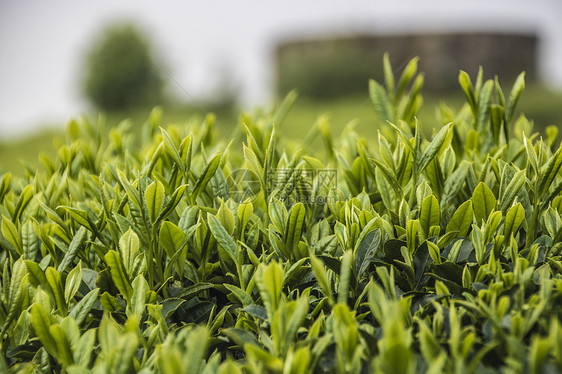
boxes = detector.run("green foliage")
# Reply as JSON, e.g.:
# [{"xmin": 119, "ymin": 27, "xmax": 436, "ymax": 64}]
[
  {"xmin": 82, "ymin": 23, "xmax": 164, "ymax": 111},
  {"xmin": 1, "ymin": 58, "xmax": 562, "ymax": 373}
]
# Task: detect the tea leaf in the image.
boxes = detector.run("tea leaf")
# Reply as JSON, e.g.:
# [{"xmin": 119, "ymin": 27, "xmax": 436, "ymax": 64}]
[
  {"xmin": 459, "ymin": 70, "xmax": 477, "ymax": 115},
  {"xmin": 145, "ymin": 180, "xmax": 165, "ymax": 224},
  {"xmin": 208, "ymin": 213, "xmax": 238, "ymax": 265},
  {"xmin": 472, "ymin": 182, "xmax": 496, "ymax": 224},
  {"xmin": 256, "ymin": 262, "xmax": 284, "ymax": 320},
  {"xmin": 446, "ymin": 200, "xmax": 473, "ymax": 238},
  {"xmin": 419, "ymin": 195, "xmax": 440, "ymax": 238},
  {"xmin": 1, "ymin": 215, "xmax": 21, "ymax": 255},
  {"xmin": 104, "ymin": 250, "xmax": 133, "ymax": 302},
  {"xmin": 538, "ymin": 146, "xmax": 562, "ymax": 198},
  {"xmin": 499, "ymin": 170, "xmax": 526, "ymax": 212},
  {"xmin": 505, "ymin": 72, "xmax": 525, "ymax": 123},
  {"xmin": 156, "ymin": 184, "xmax": 186, "ymax": 223},
  {"xmin": 285, "ymin": 203, "xmax": 305, "ymax": 255},
  {"xmin": 69, "ymin": 288, "xmax": 99, "ymax": 326},
  {"xmin": 58, "ymin": 226, "xmax": 87, "ymax": 274},
  {"xmin": 419, "ymin": 123, "xmax": 452, "ymax": 172},
  {"xmin": 310, "ymin": 255, "xmax": 333, "ymax": 305},
  {"xmin": 49, "ymin": 324, "xmax": 74, "ymax": 366},
  {"xmin": 30, "ymin": 304, "xmax": 57, "ymax": 358},
  {"xmin": 159, "ymin": 221, "xmax": 186, "ymax": 258},
  {"xmin": 64, "ymin": 262, "xmax": 82, "ymax": 303},
  {"xmin": 192, "ymin": 153, "xmax": 222, "ymax": 203},
  {"xmin": 46, "ymin": 267, "xmax": 67, "ymax": 314},
  {"xmin": 476, "ymin": 80, "xmax": 494, "ymax": 133},
  {"xmin": 369, "ymin": 79, "xmax": 393, "ymax": 122},
  {"xmin": 119, "ymin": 228, "xmax": 139, "ymax": 277},
  {"xmin": 504, "ymin": 203, "xmax": 525, "ymax": 239},
  {"xmin": 129, "ymin": 274, "xmax": 149, "ymax": 317}
]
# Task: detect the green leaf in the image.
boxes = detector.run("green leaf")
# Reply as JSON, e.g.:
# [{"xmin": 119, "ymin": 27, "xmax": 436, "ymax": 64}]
[
  {"xmin": 1, "ymin": 215, "xmax": 21, "ymax": 254},
  {"xmin": 472, "ymin": 182, "xmax": 497, "ymax": 224},
  {"xmin": 145, "ymin": 180, "xmax": 165, "ymax": 224},
  {"xmin": 13, "ymin": 184, "xmax": 34, "ymax": 222},
  {"xmin": 285, "ymin": 203, "xmax": 305, "ymax": 254},
  {"xmin": 116, "ymin": 168, "xmax": 141, "ymax": 208},
  {"xmin": 499, "ymin": 169, "xmax": 526, "ymax": 212},
  {"xmin": 184, "ymin": 327, "xmax": 209, "ymax": 374},
  {"xmin": 74, "ymin": 329, "xmax": 96, "ymax": 367},
  {"xmin": 523, "ymin": 135, "xmax": 539, "ymax": 173},
  {"xmin": 243, "ymin": 145, "xmax": 264, "ymax": 188},
  {"xmin": 355, "ymin": 228, "xmax": 381, "ymax": 279},
  {"xmin": 218, "ymin": 360, "xmax": 243, "ymax": 374},
  {"xmin": 284, "ymin": 297, "xmax": 309, "ymax": 348},
  {"xmin": 476, "ymin": 80, "xmax": 494, "ymax": 133},
  {"xmin": 156, "ymin": 184, "xmax": 187, "ymax": 223},
  {"xmin": 490, "ymin": 104, "xmax": 505, "ymax": 145},
  {"xmin": 104, "ymin": 250, "xmax": 133, "ymax": 302},
  {"xmin": 310, "ymin": 255, "xmax": 333, "ymax": 305},
  {"xmin": 207, "ymin": 213, "xmax": 238, "ymax": 265},
  {"xmin": 192, "ymin": 153, "xmax": 222, "ymax": 203},
  {"xmin": 224, "ymin": 284, "xmax": 253, "ymax": 307},
  {"xmin": 371, "ymin": 158, "xmax": 404, "ymax": 197},
  {"xmin": 174, "ymin": 282, "xmax": 215, "ymax": 300},
  {"xmin": 217, "ymin": 201, "xmax": 235, "ymax": 236},
  {"xmin": 64, "ymin": 262, "xmax": 82, "ymax": 304},
  {"xmin": 418, "ymin": 320, "xmax": 442, "ymax": 361},
  {"xmin": 383, "ymin": 52, "xmax": 395, "ymax": 100},
  {"xmin": 57, "ymin": 226, "xmax": 88, "ymax": 274},
  {"xmin": 386, "ymin": 121, "xmax": 415, "ymax": 155},
  {"xmin": 419, "ymin": 195, "xmax": 440, "ymax": 238},
  {"xmin": 338, "ymin": 251, "xmax": 353, "ymax": 304},
  {"xmin": 25, "ymin": 260, "xmax": 50, "ymax": 291},
  {"xmin": 119, "ymin": 228, "xmax": 139, "ymax": 277},
  {"xmin": 256, "ymin": 262, "xmax": 284, "ymax": 320},
  {"xmin": 504, "ymin": 202, "xmax": 525, "ymax": 239},
  {"xmin": 0, "ymin": 173, "xmax": 11, "ymax": 203},
  {"xmin": 237, "ymin": 200, "xmax": 253, "ymax": 236},
  {"xmin": 129, "ymin": 274, "xmax": 149, "ymax": 317},
  {"xmin": 22, "ymin": 219, "xmax": 39, "ymax": 260},
  {"xmin": 418, "ymin": 124, "xmax": 452, "ymax": 172},
  {"xmin": 38, "ymin": 201, "xmax": 68, "ymax": 235},
  {"xmin": 538, "ymin": 146, "xmax": 562, "ymax": 198},
  {"xmin": 396, "ymin": 56, "xmax": 419, "ymax": 100},
  {"xmin": 58, "ymin": 206, "xmax": 91, "ymax": 231},
  {"xmin": 159, "ymin": 221, "xmax": 186, "ymax": 258},
  {"xmin": 272, "ymin": 90, "xmax": 298, "ymax": 127},
  {"xmin": 69, "ymin": 288, "xmax": 99, "ymax": 326},
  {"xmin": 459, "ymin": 70, "xmax": 477, "ymax": 115},
  {"xmin": 369, "ymin": 79, "xmax": 393, "ymax": 122},
  {"xmin": 222, "ymin": 328, "xmax": 259, "ymax": 348},
  {"xmin": 446, "ymin": 200, "xmax": 473, "ymax": 238},
  {"xmin": 49, "ymin": 324, "xmax": 74, "ymax": 366},
  {"xmin": 108, "ymin": 333, "xmax": 138, "ymax": 374},
  {"xmin": 160, "ymin": 127, "xmax": 183, "ymax": 170},
  {"xmin": 46, "ymin": 267, "xmax": 67, "ymax": 315},
  {"xmin": 505, "ymin": 72, "xmax": 525, "ymax": 122},
  {"xmin": 3, "ymin": 258, "xmax": 27, "ymax": 332},
  {"xmin": 30, "ymin": 304, "xmax": 57, "ymax": 358}
]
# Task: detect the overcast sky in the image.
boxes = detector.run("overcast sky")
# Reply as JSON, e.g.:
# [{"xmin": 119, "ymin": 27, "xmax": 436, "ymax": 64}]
[{"xmin": 1, "ymin": 0, "xmax": 561, "ymax": 137}]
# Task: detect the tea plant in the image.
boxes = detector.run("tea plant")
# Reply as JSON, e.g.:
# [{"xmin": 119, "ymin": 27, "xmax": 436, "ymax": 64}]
[{"xmin": 1, "ymin": 55, "xmax": 562, "ymax": 373}]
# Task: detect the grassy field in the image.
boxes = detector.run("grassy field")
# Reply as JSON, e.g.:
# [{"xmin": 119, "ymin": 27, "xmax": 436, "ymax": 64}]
[{"xmin": 1, "ymin": 85, "xmax": 561, "ymax": 175}]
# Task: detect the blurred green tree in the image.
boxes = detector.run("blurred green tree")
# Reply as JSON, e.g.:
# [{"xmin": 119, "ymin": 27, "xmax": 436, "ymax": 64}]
[{"xmin": 82, "ymin": 23, "xmax": 164, "ymax": 111}]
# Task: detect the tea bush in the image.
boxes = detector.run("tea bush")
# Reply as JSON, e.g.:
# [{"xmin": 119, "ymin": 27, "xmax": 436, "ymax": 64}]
[{"xmin": 1, "ymin": 55, "xmax": 562, "ymax": 373}]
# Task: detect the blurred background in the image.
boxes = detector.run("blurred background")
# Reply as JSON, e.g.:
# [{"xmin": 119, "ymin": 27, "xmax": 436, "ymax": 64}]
[{"xmin": 1, "ymin": 0, "xmax": 562, "ymax": 173}]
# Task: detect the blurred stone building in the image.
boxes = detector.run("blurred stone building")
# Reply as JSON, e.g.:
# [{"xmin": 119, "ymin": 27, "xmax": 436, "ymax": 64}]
[{"xmin": 275, "ymin": 32, "xmax": 537, "ymax": 99}]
